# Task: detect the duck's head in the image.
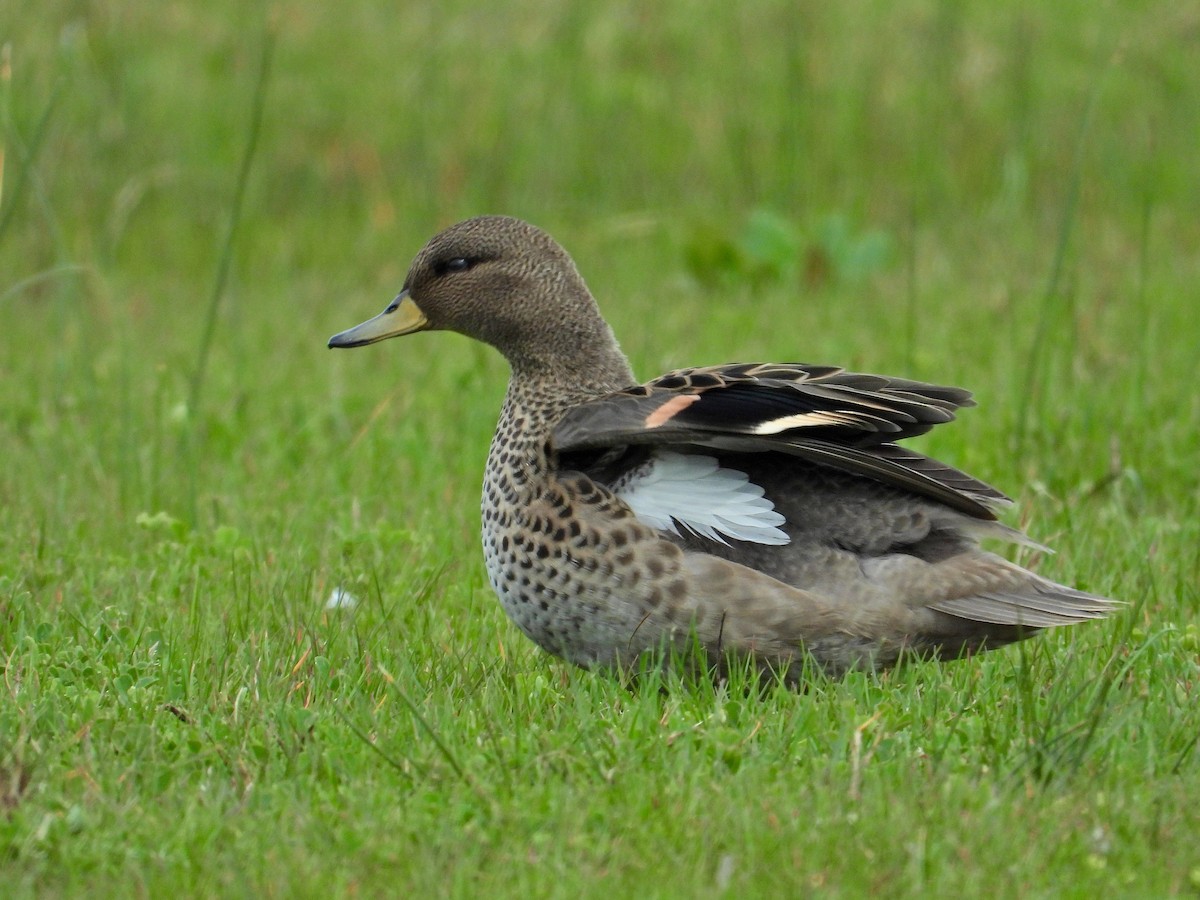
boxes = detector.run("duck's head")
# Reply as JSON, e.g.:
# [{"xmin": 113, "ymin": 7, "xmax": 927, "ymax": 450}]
[{"xmin": 329, "ymin": 216, "xmax": 628, "ymax": 379}]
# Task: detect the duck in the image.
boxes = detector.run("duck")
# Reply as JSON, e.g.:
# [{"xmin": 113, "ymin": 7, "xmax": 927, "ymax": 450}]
[{"xmin": 329, "ymin": 215, "xmax": 1117, "ymax": 680}]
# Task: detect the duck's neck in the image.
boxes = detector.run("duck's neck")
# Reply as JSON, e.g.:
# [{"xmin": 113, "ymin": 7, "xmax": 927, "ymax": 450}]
[
  {"xmin": 483, "ymin": 348, "xmax": 635, "ymax": 506},
  {"xmin": 503, "ymin": 321, "xmax": 636, "ymax": 431},
  {"xmin": 494, "ymin": 359, "xmax": 630, "ymax": 449}
]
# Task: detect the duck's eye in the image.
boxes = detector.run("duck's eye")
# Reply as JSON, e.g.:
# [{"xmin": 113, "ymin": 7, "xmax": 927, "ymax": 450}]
[{"xmin": 434, "ymin": 257, "xmax": 473, "ymax": 276}]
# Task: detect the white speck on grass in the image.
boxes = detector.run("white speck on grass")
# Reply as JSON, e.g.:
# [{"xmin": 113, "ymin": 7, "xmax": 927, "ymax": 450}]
[
  {"xmin": 715, "ymin": 854, "xmax": 735, "ymax": 891},
  {"xmin": 326, "ymin": 587, "xmax": 358, "ymax": 610}
]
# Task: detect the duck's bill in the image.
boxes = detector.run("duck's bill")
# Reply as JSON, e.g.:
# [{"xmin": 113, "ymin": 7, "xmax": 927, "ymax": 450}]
[{"xmin": 328, "ymin": 291, "xmax": 428, "ymax": 348}]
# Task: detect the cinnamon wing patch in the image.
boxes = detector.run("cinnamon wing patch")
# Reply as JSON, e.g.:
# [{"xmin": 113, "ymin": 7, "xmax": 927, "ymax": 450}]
[{"xmin": 644, "ymin": 394, "xmax": 700, "ymax": 428}]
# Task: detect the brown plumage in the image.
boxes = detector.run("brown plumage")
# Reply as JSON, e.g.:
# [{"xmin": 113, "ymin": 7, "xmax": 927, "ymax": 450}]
[{"xmin": 329, "ymin": 215, "xmax": 1117, "ymax": 680}]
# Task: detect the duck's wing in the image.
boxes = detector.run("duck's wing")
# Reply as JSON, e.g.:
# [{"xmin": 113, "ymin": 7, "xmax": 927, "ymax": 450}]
[{"xmin": 552, "ymin": 362, "xmax": 1009, "ymax": 520}]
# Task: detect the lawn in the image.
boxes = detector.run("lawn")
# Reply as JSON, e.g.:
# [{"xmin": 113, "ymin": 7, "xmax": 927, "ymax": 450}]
[{"xmin": 2, "ymin": 1, "xmax": 1199, "ymax": 896}]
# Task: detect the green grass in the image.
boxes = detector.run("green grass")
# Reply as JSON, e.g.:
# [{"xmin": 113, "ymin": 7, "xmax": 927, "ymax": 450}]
[{"xmin": 2, "ymin": 0, "xmax": 1199, "ymax": 895}]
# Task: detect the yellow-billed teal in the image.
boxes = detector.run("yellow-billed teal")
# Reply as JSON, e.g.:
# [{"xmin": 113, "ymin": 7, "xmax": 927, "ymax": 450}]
[{"xmin": 329, "ymin": 216, "xmax": 1116, "ymax": 679}]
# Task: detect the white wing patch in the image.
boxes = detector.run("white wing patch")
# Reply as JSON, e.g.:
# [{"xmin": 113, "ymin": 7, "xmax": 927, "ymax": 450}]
[
  {"xmin": 749, "ymin": 410, "xmax": 861, "ymax": 434},
  {"xmin": 616, "ymin": 452, "xmax": 790, "ymax": 546}
]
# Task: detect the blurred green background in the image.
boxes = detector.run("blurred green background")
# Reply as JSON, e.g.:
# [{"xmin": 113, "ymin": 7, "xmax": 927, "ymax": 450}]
[{"xmin": 9, "ymin": 2, "xmax": 1196, "ymax": 310}]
